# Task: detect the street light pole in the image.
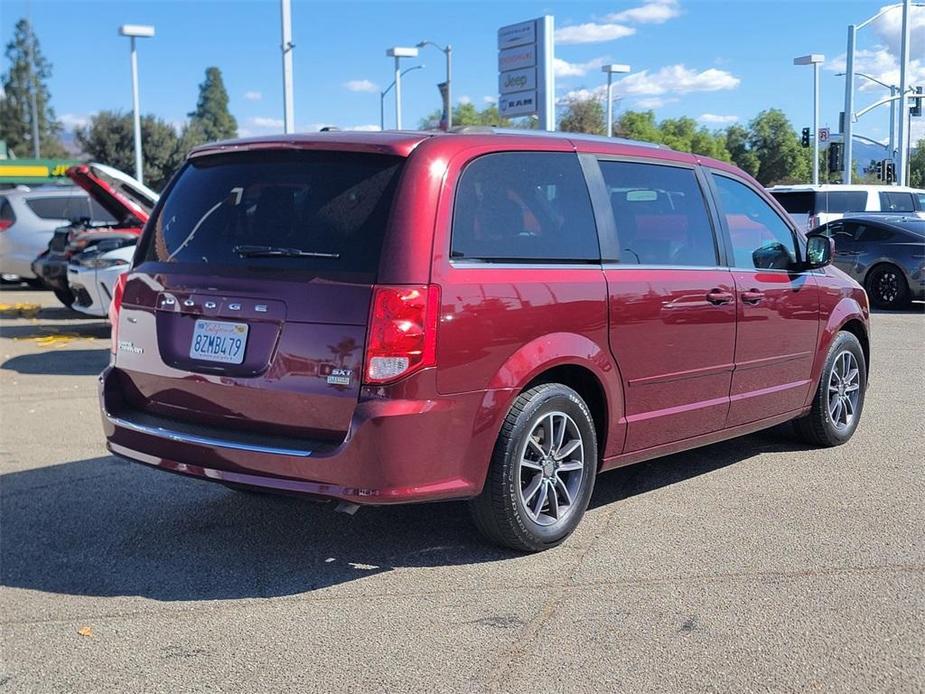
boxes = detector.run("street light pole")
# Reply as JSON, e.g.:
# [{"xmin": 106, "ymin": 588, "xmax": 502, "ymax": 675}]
[
  {"xmin": 119, "ymin": 24, "xmax": 155, "ymax": 185},
  {"xmin": 896, "ymin": 0, "xmax": 911, "ymax": 186},
  {"xmin": 280, "ymin": 0, "xmax": 295, "ymax": 134},
  {"xmin": 843, "ymin": 25, "xmax": 856, "ymax": 183},
  {"xmin": 380, "ymin": 65, "xmax": 424, "ymax": 130},
  {"xmin": 385, "ymin": 47, "xmax": 419, "ymax": 130},
  {"xmin": 600, "ymin": 64, "xmax": 631, "ymax": 138},
  {"xmin": 794, "ymin": 55, "xmax": 824, "ymax": 185},
  {"xmin": 416, "ymin": 41, "xmax": 452, "ymax": 130}
]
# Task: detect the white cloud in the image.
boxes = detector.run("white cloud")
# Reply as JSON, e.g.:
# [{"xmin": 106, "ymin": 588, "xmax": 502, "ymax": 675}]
[
  {"xmin": 633, "ymin": 96, "xmax": 678, "ymax": 109},
  {"xmin": 243, "ymin": 90, "xmax": 262, "ymax": 101},
  {"xmin": 607, "ymin": 0, "xmax": 681, "ymax": 25},
  {"xmin": 348, "ymin": 124, "xmax": 381, "ymax": 131},
  {"xmin": 555, "ymin": 22, "xmax": 635, "ymax": 45},
  {"xmin": 59, "ymin": 113, "xmax": 90, "ymax": 129},
  {"xmin": 344, "ymin": 79, "xmax": 379, "ymax": 93},
  {"xmin": 557, "ymin": 86, "xmax": 607, "ymax": 105},
  {"xmin": 458, "ymin": 95, "xmax": 472, "ymax": 105},
  {"xmin": 616, "ymin": 65, "xmax": 740, "ymax": 95},
  {"xmin": 829, "ymin": 46, "xmax": 925, "ymax": 93},
  {"xmin": 698, "ymin": 113, "xmax": 739, "ymax": 125},
  {"xmin": 483, "ymin": 95, "xmax": 498, "ymax": 105},
  {"xmin": 554, "ymin": 56, "xmax": 607, "ymax": 78},
  {"xmin": 870, "ymin": 3, "xmax": 925, "ymax": 56},
  {"xmin": 250, "ymin": 116, "xmax": 284, "ymax": 129}
]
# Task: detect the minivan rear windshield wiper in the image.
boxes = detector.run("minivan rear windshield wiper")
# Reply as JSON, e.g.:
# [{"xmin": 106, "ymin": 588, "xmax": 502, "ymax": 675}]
[{"xmin": 233, "ymin": 244, "xmax": 341, "ymax": 259}]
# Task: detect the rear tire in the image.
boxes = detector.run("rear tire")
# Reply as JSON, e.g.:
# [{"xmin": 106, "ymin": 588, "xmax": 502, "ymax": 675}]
[
  {"xmin": 52, "ymin": 287, "xmax": 74, "ymax": 307},
  {"xmin": 866, "ymin": 264, "xmax": 910, "ymax": 309},
  {"xmin": 469, "ymin": 383, "xmax": 597, "ymax": 552},
  {"xmin": 793, "ymin": 331, "xmax": 866, "ymax": 447}
]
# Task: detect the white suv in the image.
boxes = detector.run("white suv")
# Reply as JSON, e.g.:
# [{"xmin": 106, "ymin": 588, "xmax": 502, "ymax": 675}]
[
  {"xmin": 0, "ymin": 187, "xmax": 114, "ymax": 281},
  {"xmin": 768, "ymin": 184, "xmax": 925, "ymax": 231}
]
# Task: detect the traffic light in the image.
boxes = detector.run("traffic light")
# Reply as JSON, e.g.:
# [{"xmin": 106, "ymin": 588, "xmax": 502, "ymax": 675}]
[
  {"xmin": 885, "ymin": 160, "xmax": 896, "ymax": 183},
  {"xmin": 801, "ymin": 127, "xmax": 811, "ymax": 148},
  {"xmin": 912, "ymin": 86, "xmax": 923, "ymax": 118},
  {"xmin": 828, "ymin": 142, "xmax": 843, "ymax": 173},
  {"xmin": 876, "ymin": 160, "xmax": 884, "ymax": 180}
]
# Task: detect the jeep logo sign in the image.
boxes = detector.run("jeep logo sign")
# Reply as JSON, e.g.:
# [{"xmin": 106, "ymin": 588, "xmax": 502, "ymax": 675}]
[{"xmin": 499, "ymin": 68, "xmax": 536, "ymax": 95}]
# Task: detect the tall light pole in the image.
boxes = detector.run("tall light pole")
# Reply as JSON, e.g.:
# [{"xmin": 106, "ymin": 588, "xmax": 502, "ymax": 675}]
[
  {"xmin": 380, "ymin": 65, "xmax": 424, "ymax": 130},
  {"xmin": 841, "ymin": 1, "xmax": 925, "ymax": 184},
  {"xmin": 601, "ymin": 64, "xmax": 631, "ymax": 138},
  {"xmin": 386, "ymin": 47, "xmax": 419, "ymax": 130},
  {"xmin": 794, "ymin": 54, "xmax": 824, "ymax": 185},
  {"xmin": 896, "ymin": 0, "xmax": 912, "ymax": 186},
  {"xmin": 280, "ymin": 0, "xmax": 295, "ymax": 134},
  {"xmin": 118, "ymin": 24, "xmax": 155, "ymax": 185},
  {"xmin": 837, "ymin": 71, "xmax": 899, "ymax": 163},
  {"xmin": 417, "ymin": 41, "xmax": 452, "ymax": 130}
]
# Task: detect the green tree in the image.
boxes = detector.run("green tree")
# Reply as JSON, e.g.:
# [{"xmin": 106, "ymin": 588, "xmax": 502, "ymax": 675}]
[
  {"xmin": 657, "ymin": 116, "xmax": 730, "ymax": 161},
  {"xmin": 0, "ymin": 18, "xmax": 66, "ymax": 157},
  {"xmin": 614, "ymin": 110, "xmax": 662, "ymax": 144},
  {"xmin": 76, "ymin": 111, "xmax": 187, "ymax": 191},
  {"xmin": 188, "ymin": 66, "xmax": 237, "ymax": 142},
  {"xmin": 910, "ymin": 140, "xmax": 925, "ymax": 188},
  {"xmin": 558, "ymin": 97, "xmax": 606, "ymax": 135},
  {"xmin": 746, "ymin": 109, "xmax": 809, "ymax": 185},
  {"xmin": 724, "ymin": 124, "xmax": 760, "ymax": 177},
  {"xmin": 419, "ymin": 102, "xmax": 510, "ymax": 129}
]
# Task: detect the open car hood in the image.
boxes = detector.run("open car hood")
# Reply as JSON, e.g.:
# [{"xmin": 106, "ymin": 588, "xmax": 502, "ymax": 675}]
[{"xmin": 66, "ymin": 163, "xmax": 159, "ymax": 226}]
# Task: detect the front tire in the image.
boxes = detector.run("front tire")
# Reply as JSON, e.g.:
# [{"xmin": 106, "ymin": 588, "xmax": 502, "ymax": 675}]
[
  {"xmin": 866, "ymin": 264, "xmax": 910, "ymax": 309},
  {"xmin": 469, "ymin": 383, "xmax": 597, "ymax": 552},
  {"xmin": 794, "ymin": 331, "xmax": 866, "ymax": 447}
]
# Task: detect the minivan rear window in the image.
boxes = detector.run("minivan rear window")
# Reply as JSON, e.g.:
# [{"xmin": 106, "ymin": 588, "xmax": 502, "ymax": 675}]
[
  {"xmin": 771, "ymin": 190, "xmax": 869, "ymax": 215},
  {"xmin": 141, "ymin": 151, "xmax": 404, "ymax": 279}
]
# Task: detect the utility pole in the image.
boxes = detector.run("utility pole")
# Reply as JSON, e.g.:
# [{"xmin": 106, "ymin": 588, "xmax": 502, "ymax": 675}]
[
  {"xmin": 26, "ymin": 15, "xmax": 40, "ymax": 158},
  {"xmin": 843, "ymin": 25, "xmax": 856, "ymax": 183},
  {"xmin": 896, "ymin": 0, "xmax": 911, "ymax": 185},
  {"xmin": 280, "ymin": 0, "xmax": 295, "ymax": 134}
]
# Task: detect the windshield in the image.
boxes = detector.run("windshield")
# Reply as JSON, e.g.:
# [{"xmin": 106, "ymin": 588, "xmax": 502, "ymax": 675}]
[{"xmin": 140, "ymin": 150, "xmax": 405, "ymax": 279}]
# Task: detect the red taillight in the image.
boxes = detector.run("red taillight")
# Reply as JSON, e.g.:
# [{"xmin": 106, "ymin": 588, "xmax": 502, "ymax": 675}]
[
  {"xmin": 363, "ymin": 284, "xmax": 440, "ymax": 385},
  {"xmin": 0, "ymin": 220, "xmax": 12, "ymax": 232},
  {"xmin": 109, "ymin": 273, "xmax": 127, "ymax": 354}
]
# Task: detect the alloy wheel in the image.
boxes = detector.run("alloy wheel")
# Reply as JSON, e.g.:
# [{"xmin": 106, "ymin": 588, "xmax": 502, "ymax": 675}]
[
  {"xmin": 827, "ymin": 350, "xmax": 861, "ymax": 431},
  {"xmin": 517, "ymin": 411, "xmax": 585, "ymax": 526},
  {"xmin": 875, "ymin": 270, "xmax": 900, "ymax": 306}
]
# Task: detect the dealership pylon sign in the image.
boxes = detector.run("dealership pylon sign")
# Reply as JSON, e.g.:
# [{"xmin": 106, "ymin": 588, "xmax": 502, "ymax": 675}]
[{"xmin": 497, "ymin": 16, "xmax": 555, "ymax": 131}]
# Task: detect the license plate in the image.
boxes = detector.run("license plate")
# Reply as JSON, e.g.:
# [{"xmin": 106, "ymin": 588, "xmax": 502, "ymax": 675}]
[{"xmin": 189, "ymin": 319, "xmax": 249, "ymax": 364}]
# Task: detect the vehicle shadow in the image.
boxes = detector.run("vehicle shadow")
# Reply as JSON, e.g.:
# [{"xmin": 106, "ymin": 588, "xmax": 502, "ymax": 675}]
[
  {"xmin": 0, "ymin": 425, "xmax": 808, "ymax": 602},
  {"xmin": 1, "ymin": 348, "xmax": 109, "ymax": 376},
  {"xmin": 0, "ymin": 322, "xmax": 110, "ymax": 340},
  {"xmin": 870, "ymin": 301, "xmax": 924, "ymax": 315}
]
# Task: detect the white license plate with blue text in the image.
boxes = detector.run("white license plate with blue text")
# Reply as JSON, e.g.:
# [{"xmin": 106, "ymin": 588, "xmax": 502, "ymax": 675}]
[{"xmin": 189, "ymin": 319, "xmax": 249, "ymax": 364}]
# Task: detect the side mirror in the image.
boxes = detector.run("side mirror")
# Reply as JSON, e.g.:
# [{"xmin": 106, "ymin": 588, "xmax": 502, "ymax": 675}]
[{"xmin": 805, "ymin": 234, "xmax": 833, "ymax": 269}]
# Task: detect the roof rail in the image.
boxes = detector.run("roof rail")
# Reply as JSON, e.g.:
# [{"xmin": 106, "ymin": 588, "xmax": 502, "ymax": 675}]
[{"xmin": 445, "ymin": 125, "xmax": 665, "ymax": 149}]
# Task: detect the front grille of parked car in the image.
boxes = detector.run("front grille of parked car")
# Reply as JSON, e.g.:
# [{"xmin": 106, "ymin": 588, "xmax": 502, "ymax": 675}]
[{"xmin": 72, "ymin": 284, "xmax": 93, "ymax": 308}]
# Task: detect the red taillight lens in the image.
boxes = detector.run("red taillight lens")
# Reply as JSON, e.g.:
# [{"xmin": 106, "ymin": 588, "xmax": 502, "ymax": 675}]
[
  {"xmin": 0, "ymin": 220, "xmax": 12, "ymax": 232},
  {"xmin": 109, "ymin": 273, "xmax": 127, "ymax": 354},
  {"xmin": 364, "ymin": 284, "xmax": 440, "ymax": 385}
]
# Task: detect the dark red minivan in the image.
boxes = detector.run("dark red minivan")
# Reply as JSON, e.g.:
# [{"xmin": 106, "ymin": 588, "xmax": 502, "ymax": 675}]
[{"xmin": 100, "ymin": 129, "xmax": 870, "ymax": 551}]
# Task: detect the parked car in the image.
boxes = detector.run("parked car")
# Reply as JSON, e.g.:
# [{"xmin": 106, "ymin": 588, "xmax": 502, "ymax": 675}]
[
  {"xmin": 100, "ymin": 130, "xmax": 870, "ymax": 551},
  {"xmin": 32, "ymin": 163, "xmax": 157, "ymax": 306},
  {"xmin": 0, "ymin": 186, "xmax": 114, "ymax": 283},
  {"xmin": 67, "ymin": 243, "xmax": 135, "ymax": 317},
  {"xmin": 808, "ymin": 214, "xmax": 925, "ymax": 309},
  {"xmin": 768, "ymin": 184, "xmax": 925, "ymax": 231}
]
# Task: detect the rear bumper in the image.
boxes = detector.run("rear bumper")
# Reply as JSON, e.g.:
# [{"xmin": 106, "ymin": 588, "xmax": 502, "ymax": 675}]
[{"xmin": 99, "ymin": 366, "xmax": 504, "ymax": 505}]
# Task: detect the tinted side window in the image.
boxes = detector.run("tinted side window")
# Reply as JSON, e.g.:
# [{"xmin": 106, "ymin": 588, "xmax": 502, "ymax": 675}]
[
  {"xmin": 25, "ymin": 196, "xmax": 88, "ymax": 220},
  {"xmin": 823, "ymin": 221, "xmax": 854, "ymax": 241},
  {"xmin": 599, "ymin": 161, "xmax": 716, "ymax": 266},
  {"xmin": 713, "ymin": 174, "xmax": 798, "ymax": 270},
  {"xmin": 856, "ymin": 224, "xmax": 893, "ymax": 242},
  {"xmin": 817, "ymin": 191, "xmax": 868, "ymax": 213},
  {"xmin": 451, "ymin": 152, "xmax": 599, "ymax": 262},
  {"xmin": 879, "ymin": 191, "xmax": 915, "ymax": 212},
  {"xmin": 915, "ymin": 193, "xmax": 925, "ymax": 210}
]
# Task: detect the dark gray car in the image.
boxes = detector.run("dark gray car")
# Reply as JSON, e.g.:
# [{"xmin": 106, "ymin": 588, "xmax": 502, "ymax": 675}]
[{"xmin": 809, "ymin": 214, "xmax": 925, "ymax": 309}]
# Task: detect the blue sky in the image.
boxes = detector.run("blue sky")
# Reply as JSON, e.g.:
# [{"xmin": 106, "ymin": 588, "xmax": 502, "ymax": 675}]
[{"xmin": 2, "ymin": 0, "xmax": 923, "ymax": 145}]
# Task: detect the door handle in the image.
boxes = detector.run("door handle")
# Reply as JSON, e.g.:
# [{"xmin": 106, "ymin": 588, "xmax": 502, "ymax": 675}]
[
  {"xmin": 741, "ymin": 289, "xmax": 764, "ymax": 304},
  {"xmin": 705, "ymin": 288, "xmax": 734, "ymax": 305}
]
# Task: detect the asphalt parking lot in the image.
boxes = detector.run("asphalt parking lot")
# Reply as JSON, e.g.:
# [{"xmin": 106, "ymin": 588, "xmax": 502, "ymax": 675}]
[{"xmin": 1, "ymin": 286, "xmax": 923, "ymax": 692}]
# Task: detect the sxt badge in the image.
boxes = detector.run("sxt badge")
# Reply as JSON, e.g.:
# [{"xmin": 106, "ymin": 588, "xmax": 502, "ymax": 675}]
[{"xmin": 326, "ymin": 368, "xmax": 352, "ymax": 386}]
